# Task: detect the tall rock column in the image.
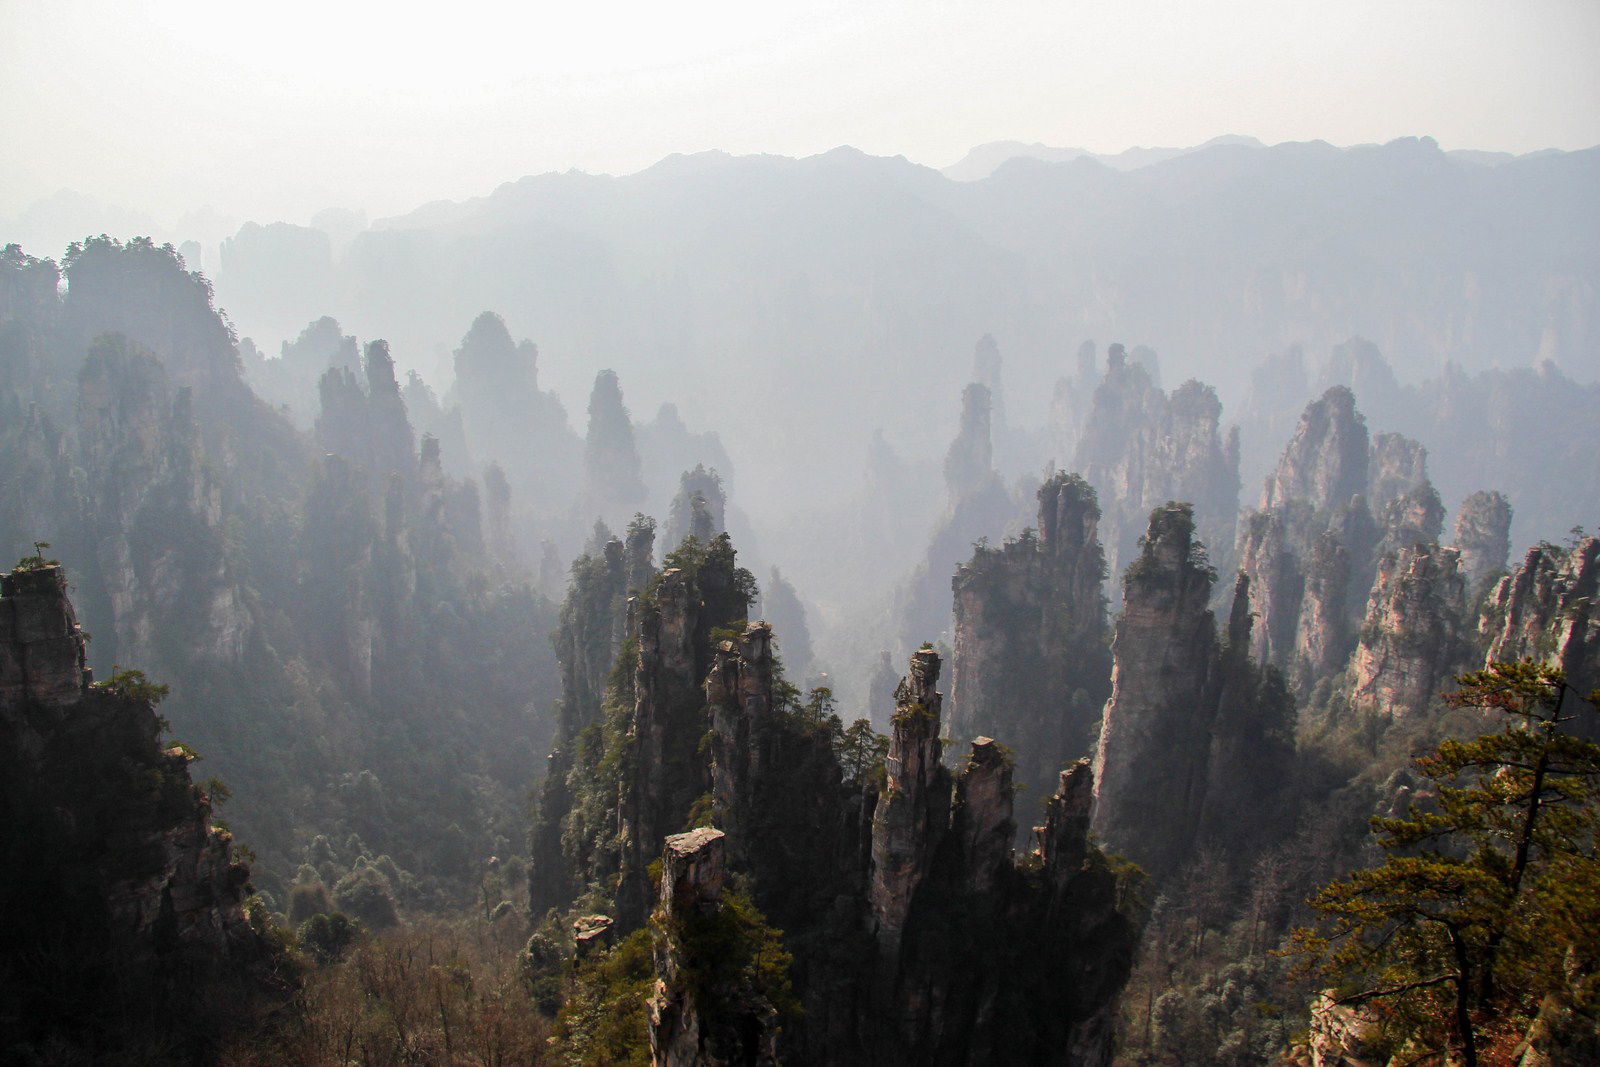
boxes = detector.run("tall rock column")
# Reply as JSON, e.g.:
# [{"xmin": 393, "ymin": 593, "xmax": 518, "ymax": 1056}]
[
  {"xmin": 648, "ymin": 828, "xmax": 779, "ymax": 1067},
  {"xmin": 868, "ymin": 648, "xmax": 951, "ymax": 962},
  {"xmin": 1452, "ymin": 490, "xmax": 1512, "ymax": 594},
  {"xmin": 1092, "ymin": 504, "xmax": 1221, "ymax": 882},
  {"xmin": 706, "ymin": 623, "xmax": 774, "ymax": 856},
  {"xmin": 950, "ymin": 472, "xmax": 1111, "ymax": 821},
  {"xmin": 1348, "ymin": 543, "xmax": 1468, "ymax": 719},
  {"xmin": 1481, "ymin": 536, "xmax": 1600, "ymax": 737},
  {"xmin": 1, "ymin": 562, "xmax": 282, "ymax": 1056}
]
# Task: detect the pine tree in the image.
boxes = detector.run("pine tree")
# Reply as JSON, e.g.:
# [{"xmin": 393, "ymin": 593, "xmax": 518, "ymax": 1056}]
[{"xmin": 1290, "ymin": 661, "xmax": 1600, "ymax": 1065}]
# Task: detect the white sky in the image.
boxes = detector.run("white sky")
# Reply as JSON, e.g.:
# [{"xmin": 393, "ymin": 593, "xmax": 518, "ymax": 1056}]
[{"xmin": 2, "ymin": 0, "xmax": 1598, "ymax": 230}]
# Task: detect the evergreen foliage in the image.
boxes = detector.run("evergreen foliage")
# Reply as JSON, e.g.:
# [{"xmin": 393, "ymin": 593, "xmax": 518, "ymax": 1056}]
[{"xmin": 1290, "ymin": 661, "xmax": 1600, "ymax": 1065}]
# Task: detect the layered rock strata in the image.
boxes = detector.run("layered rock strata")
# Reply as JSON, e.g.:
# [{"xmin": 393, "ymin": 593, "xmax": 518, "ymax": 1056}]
[
  {"xmin": 1239, "ymin": 386, "xmax": 1487, "ymax": 708},
  {"xmin": 1348, "ymin": 543, "xmax": 1469, "ymax": 719},
  {"xmin": 1481, "ymin": 535, "xmax": 1600, "ymax": 737}
]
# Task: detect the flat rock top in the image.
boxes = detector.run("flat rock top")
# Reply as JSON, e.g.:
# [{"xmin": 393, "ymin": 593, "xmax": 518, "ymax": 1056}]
[{"xmin": 664, "ymin": 827, "xmax": 725, "ymax": 857}]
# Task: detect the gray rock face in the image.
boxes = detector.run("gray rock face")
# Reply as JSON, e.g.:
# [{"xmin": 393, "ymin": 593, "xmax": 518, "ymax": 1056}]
[
  {"xmin": 1260, "ymin": 386, "xmax": 1369, "ymax": 514},
  {"xmin": 1093, "ymin": 505, "xmax": 1296, "ymax": 882},
  {"xmin": 706, "ymin": 623, "xmax": 774, "ymax": 858},
  {"xmin": 1452, "ymin": 489, "xmax": 1513, "ymax": 593},
  {"xmin": 1240, "ymin": 386, "xmax": 1467, "ymax": 707},
  {"xmin": 860, "ymin": 649, "xmax": 1134, "ymax": 1065},
  {"xmin": 582, "ymin": 368, "xmax": 647, "ymax": 530},
  {"xmin": 949, "ymin": 472, "xmax": 1111, "ymax": 825},
  {"xmin": 0, "ymin": 562, "xmax": 91, "ymax": 708},
  {"xmin": 951, "ymin": 737, "xmax": 1014, "ymax": 896},
  {"xmin": 77, "ymin": 335, "xmax": 253, "ymax": 672},
  {"xmin": 648, "ymin": 827, "xmax": 778, "ymax": 1067},
  {"xmin": 660, "ymin": 827, "xmax": 728, "ymax": 911},
  {"xmin": 1036, "ymin": 759, "xmax": 1094, "ymax": 889},
  {"xmin": 1074, "ymin": 346, "xmax": 1241, "ymax": 593},
  {"xmin": 943, "ymin": 383, "xmax": 995, "ymax": 500},
  {"xmin": 869, "ymin": 648, "xmax": 949, "ymax": 962},
  {"xmin": 1367, "ymin": 432, "xmax": 1430, "ymax": 514},
  {"xmin": 1481, "ymin": 536, "xmax": 1600, "ymax": 737},
  {"xmin": 1349, "ymin": 543, "xmax": 1468, "ymax": 719},
  {"xmin": 1093, "ymin": 504, "xmax": 1221, "ymax": 881}
]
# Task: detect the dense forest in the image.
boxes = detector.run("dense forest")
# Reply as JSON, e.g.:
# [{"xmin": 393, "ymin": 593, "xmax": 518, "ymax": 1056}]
[{"xmin": 1, "ymin": 131, "xmax": 1597, "ymax": 1066}]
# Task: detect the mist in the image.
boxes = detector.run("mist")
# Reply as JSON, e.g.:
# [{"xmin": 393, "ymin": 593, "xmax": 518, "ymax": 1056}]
[{"xmin": 2, "ymin": 2, "xmax": 1598, "ymax": 1064}]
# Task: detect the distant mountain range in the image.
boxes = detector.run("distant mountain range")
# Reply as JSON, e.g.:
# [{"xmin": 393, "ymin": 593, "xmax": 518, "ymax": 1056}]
[
  {"xmin": 6, "ymin": 137, "xmax": 1596, "ymax": 521},
  {"xmin": 938, "ymin": 134, "xmax": 1561, "ymax": 181}
]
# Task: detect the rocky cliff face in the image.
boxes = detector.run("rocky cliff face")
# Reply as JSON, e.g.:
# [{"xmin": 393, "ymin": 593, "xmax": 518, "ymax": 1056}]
[
  {"xmin": 865, "ymin": 649, "xmax": 1135, "ymax": 1065},
  {"xmin": 950, "ymin": 472, "xmax": 1112, "ymax": 826},
  {"xmin": 944, "ymin": 383, "xmax": 996, "ymax": 500},
  {"xmin": 896, "ymin": 378, "xmax": 1016, "ymax": 654},
  {"xmin": 648, "ymin": 828, "xmax": 780, "ymax": 1067},
  {"xmin": 530, "ymin": 516, "xmax": 659, "ymax": 915},
  {"xmin": 1452, "ymin": 490, "xmax": 1513, "ymax": 594},
  {"xmin": 1073, "ymin": 345, "xmax": 1240, "ymax": 594},
  {"xmin": 1348, "ymin": 543, "xmax": 1469, "ymax": 719},
  {"xmin": 541, "ymin": 544, "xmax": 1133, "ymax": 1064},
  {"xmin": 1094, "ymin": 505, "xmax": 1296, "ymax": 882},
  {"xmin": 1260, "ymin": 386, "xmax": 1370, "ymax": 514},
  {"xmin": 1239, "ymin": 386, "xmax": 1477, "ymax": 708},
  {"xmin": 543, "ymin": 533, "xmax": 753, "ymax": 928},
  {"xmin": 77, "ymin": 334, "xmax": 254, "ymax": 673},
  {"xmin": 869, "ymin": 648, "xmax": 951, "ymax": 962},
  {"xmin": 1481, "ymin": 535, "xmax": 1600, "ymax": 737},
  {"xmin": 0, "ymin": 561, "xmax": 283, "ymax": 1058},
  {"xmin": 313, "ymin": 339, "xmax": 416, "ymax": 488}
]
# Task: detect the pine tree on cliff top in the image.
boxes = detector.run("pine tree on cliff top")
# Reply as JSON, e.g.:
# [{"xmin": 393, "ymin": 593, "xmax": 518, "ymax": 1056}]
[{"xmin": 1290, "ymin": 661, "xmax": 1600, "ymax": 1066}]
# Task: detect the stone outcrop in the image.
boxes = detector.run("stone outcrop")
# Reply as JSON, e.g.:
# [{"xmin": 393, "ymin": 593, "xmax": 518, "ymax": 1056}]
[
  {"xmin": 896, "ymin": 378, "xmax": 1016, "ymax": 654},
  {"xmin": 1305, "ymin": 994, "xmax": 1386, "ymax": 1067},
  {"xmin": 869, "ymin": 648, "xmax": 951, "ymax": 961},
  {"xmin": 866, "ymin": 649, "xmax": 1136, "ymax": 1064},
  {"xmin": 1239, "ymin": 386, "xmax": 1475, "ymax": 708},
  {"xmin": 0, "ymin": 561, "xmax": 283, "ymax": 1057},
  {"xmin": 1480, "ymin": 536, "xmax": 1600, "ymax": 737},
  {"xmin": 648, "ymin": 828, "xmax": 779, "ymax": 1067},
  {"xmin": 950, "ymin": 472, "xmax": 1112, "ymax": 826},
  {"xmin": 1348, "ymin": 543, "xmax": 1469, "ymax": 719},
  {"xmin": 529, "ymin": 516, "xmax": 657, "ymax": 915},
  {"xmin": 1072, "ymin": 345, "xmax": 1240, "ymax": 595},
  {"xmin": 1452, "ymin": 490, "xmax": 1513, "ymax": 594},
  {"xmin": 1093, "ymin": 504, "xmax": 1296, "ymax": 882},
  {"xmin": 76, "ymin": 334, "xmax": 253, "ymax": 672},
  {"xmin": 705, "ymin": 619, "xmax": 875, "ymax": 1062},
  {"xmin": 1261, "ymin": 387, "xmax": 1369, "ymax": 515},
  {"xmin": 313, "ymin": 340, "xmax": 415, "ymax": 488},
  {"xmin": 543, "ymin": 532, "xmax": 750, "ymax": 928}
]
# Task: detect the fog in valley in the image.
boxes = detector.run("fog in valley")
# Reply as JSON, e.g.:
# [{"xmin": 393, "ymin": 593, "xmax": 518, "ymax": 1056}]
[{"xmin": 3, "ymin": 3, "xmax": 1598, "ymax": 1064}]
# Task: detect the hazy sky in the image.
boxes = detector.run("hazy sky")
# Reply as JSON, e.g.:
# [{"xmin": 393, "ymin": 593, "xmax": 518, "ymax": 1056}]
[{"xmin": 3, "ymin": 0, "xmax": 1598, "ymax": 235}]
